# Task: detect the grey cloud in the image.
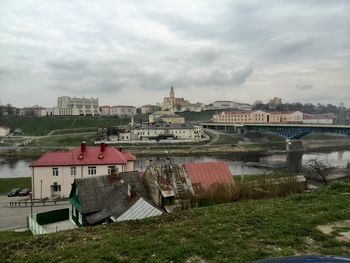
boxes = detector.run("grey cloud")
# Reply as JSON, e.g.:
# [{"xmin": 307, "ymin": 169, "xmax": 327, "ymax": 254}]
[
  {"xmin": 266, "ymin": 37, "xmax": 314, "ymax": 57},
  {"xmin": 296, "ymin": 83, "xmax": 313, "ymax": 90}
]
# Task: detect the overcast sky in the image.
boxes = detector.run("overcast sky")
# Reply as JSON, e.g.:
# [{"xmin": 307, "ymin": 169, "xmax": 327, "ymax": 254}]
[{"xmin": 0, "ymin": 0, "xmax": 349, "ymax": 107}]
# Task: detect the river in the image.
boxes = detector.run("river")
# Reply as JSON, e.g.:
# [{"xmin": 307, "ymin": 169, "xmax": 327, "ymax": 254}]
[{"xmin": 0, "ymin": 150, "xmax": 349, "ymax": 178}]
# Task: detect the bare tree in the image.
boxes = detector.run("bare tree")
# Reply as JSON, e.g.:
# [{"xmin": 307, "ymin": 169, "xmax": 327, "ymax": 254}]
[{"xmin": 305, "ymin": 159, "xmax": 333, "ymax": 185}]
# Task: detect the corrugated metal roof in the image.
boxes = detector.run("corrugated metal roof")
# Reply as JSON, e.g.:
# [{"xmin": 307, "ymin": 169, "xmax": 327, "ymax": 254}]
[
  {"xmin": 183, "ymin": 161, "xmax": 234, "ymax": 189},
  {"xmin": 116, "ymin": 197, "xmax": 163, "ymax": 221},
  {"xmin": 31, "ymin": 146, "xmax": 135, "ymax": 167}
]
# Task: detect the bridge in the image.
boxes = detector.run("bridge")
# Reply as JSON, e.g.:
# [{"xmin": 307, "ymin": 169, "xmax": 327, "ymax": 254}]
[
  {"xmin": 201, "ymin": 122, "xmax": 350, "ymax": 171},
  {"xmin": 201, "ymin": 122, "xmax": 350, "ymax": 140}
]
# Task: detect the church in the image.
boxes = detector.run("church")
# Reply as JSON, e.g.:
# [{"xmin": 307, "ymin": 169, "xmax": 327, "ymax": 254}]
[{"xmin": 162, "ymin": 86, "xmax": 203, "ymax": 112}]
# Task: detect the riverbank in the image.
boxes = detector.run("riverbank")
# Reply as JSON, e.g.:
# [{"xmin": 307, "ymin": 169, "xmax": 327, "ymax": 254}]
[{"xmin": 1, "ymin": 138, "xmax": 349, "ymax": 157}]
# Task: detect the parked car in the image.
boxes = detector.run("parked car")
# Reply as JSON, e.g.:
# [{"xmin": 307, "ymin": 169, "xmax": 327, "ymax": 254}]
[
  {"xmin": 7, "ymin": 188, "xmax": 22, "ymax": 197},
  {"xmin": 19, "ymin": 188, "xmax": 31, "ymax": 196}
]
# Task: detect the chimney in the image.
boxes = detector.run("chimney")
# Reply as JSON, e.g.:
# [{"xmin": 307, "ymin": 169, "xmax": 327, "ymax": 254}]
[
  {"xmin": 100, "ymin": 142, "xmax": 106, "ymax": 152},
  {"xmin": 81, "ymin": 141, "xmax": 86, "ymax": 153},
  {"xmin": 127, "ymin": 184, "xmax": 136, "ymax": 198},
  {"xmin": 118, "ymin": 147, "xmax": 122, "ymax": 152}
]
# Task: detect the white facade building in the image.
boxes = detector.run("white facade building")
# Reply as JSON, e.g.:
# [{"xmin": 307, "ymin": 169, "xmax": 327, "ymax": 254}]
[
  {"xmin": 0, "ymin": 125, "xmax": 10, "ymax": 137},
  {"xmin": 30, "ymin": 143, "xmax": 136, "ymax": 199},
  {"xmin": 100, "ymin": 105, "xmax": 136, "ymax": 117},
  {"xmin": 52, "ymin": 96, "xmax": 100, "ymax": 116},
  {"xmin": 303, "ymin": 114, "xmax": 335, "ymax": 124}
]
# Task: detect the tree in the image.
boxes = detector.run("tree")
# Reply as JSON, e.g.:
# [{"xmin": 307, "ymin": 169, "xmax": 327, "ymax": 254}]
[{"xmin": 304, "ymin": 159, "xmax": 333, "ymax": 185}]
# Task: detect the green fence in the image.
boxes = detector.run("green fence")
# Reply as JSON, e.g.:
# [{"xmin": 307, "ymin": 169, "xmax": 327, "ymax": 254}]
[{"xmin": 36, "ymin": 208, "xmax": 69, "ymax": 225}]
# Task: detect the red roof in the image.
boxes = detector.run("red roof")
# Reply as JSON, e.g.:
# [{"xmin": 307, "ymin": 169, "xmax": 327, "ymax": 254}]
[
  {"xmin": 183, "ymin": 161, "xmax": 234, "ymax": 189},
  {"xmin": 31, "ymin": 145, "xmax": 136, "ymax": 167}
]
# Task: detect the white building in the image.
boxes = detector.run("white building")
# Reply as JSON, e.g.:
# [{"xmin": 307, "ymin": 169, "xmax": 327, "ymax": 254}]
[
  {"xmin": 30, "ymin": 143, "xmax": 136, "ymax": 199},
  {"xmin": 112, "ymin": 123, "xmax": 203, "ymax": 141},
  {"xmin": 204, "ymin": 101, "xmax": 252, "ymax": 111},
  {"xmin": 52, "ymin": 96, "xmax": 100, "ymax": 116},
  {"xmin": 303, "ymin": 113, "xmax": 335, "ymax": 124},
  {"xmin": 0, "ymin": 125, "xmax": 10, "ymax": 137},
  {"xmin": 100, "ymin": 105, "xmax": 136, "ymax": 117},
  {"xmin": 140, "ymin": 105, "xmax": 162, "ymax": 114}
]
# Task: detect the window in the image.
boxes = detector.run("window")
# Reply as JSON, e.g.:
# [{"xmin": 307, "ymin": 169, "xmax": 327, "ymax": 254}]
[
  {"xmin": 53, "ymin": 182, "xmax": 61, "ymax": 192},
  {"xmin": 108, "ymin": 166, "xmax": 118, "ymax": 174},
  {"xmin": 88, "ymin": 166, "xmax": 96, "ymax": 175},
  {"xmin": 71, "ymin": 167, "xmax": 77, "ymax": 176},
  {"xmin": 52, "ymin": 168, "xmax": 58, "ymax": 176}
]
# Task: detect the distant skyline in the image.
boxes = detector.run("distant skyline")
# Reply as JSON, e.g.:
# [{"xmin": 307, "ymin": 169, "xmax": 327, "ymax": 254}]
[{"xmin": 0, "ymin": 0, "xmax": 349, "ymax": 107}]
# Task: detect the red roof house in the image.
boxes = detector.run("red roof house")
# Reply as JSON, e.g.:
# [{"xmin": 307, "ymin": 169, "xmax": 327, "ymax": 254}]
[
  {"xmin": 183, "ymin": 161, "xmax": 234, "ymax": 190},
  {"xmin": 30, "ymin": 142, "xmax": 136, "ymax": 199}
]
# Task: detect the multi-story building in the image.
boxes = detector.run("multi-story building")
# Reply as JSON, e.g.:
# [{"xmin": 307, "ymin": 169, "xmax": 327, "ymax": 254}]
[
  {"xmin": 213, "ymin": 110, "xmax": 303, "ymax": 124},
  {"xmin": 140, "ymin": 104, "xmax": 162, "ymax": 114},
  {"xmin": 162, "ymin": 86, "xmax": 203, "ymax": 112},
  {"xmin": 149, "ymin": 111, "xmax": 185, "ymax": 124},
  {"xmin": 100, "ymin": 105, "xmax": 136, "ymax": 117},
  {"xmin": 204, "ymin": 101, "xmax": 252, "ymax": 111},
  {"xmin": 110, "ymin": 123, "xmax": 203, "ymax": 141},
  {"xmin": 303, "ymin": 113, "xmax": 335, "ymax": 124},
  {"xmin": 269, "ymin": 111, "xmax": 303, "ymax": 123},
  {"xmin": 19, "ymin": 106, "xmax": 47, "ymax": 117},
  {"xmin": 30, "ymin": 142, "xmax": 136, "ymax": 199},
  {"xmin": 52, "ymin": 96, "xmax": 100, "ymax": 116}
]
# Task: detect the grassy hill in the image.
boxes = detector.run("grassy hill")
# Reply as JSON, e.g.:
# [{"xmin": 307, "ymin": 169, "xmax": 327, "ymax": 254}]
[
  {"xmin": 1, "ymin": 183, "xmax": 350, "ymax": 262},
  {"xmin": 0, "ymin": 116, "xmax": 129, "ymax": 136}
]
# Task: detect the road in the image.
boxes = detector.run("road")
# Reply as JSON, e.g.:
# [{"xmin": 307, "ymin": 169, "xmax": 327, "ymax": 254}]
[{"xmin": 0, "ymin": 196, "xmax": 71, "ymax": 231}]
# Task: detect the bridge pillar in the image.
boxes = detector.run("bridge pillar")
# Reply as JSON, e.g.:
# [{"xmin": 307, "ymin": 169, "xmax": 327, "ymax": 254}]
[{"xmin": 286, "ymin": 139, "xmax": 304, "ymax": 172}]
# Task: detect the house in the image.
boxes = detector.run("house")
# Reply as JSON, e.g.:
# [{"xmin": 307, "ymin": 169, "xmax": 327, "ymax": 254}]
[
  {"xmin": 143, "ymin": 160, "xmax": 234, "ymax": 209},
  {"xmin": 0, "ymin": 125, "xmax": 10, "ymax": 137},
  {"xmin": 30, "ymin": 142, "xmax": 136, "ymax": 199},
  {"xmin": 183, "ymin": 162, "xmax": 235, "ymax": 193},
  {"xmin": 69, "ymin": 172, "xmax": 162, "ymax": 227}
]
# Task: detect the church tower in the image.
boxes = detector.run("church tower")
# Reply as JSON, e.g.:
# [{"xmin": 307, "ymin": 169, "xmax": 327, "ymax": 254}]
[{"xmin": 170, "ymin": 86, "xmax": 175, "ymax": 99}]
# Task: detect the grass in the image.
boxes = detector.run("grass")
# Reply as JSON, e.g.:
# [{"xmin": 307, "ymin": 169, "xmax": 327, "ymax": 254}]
[
  {"xmin": 1, "ymin": 183, "xmax": 350, "ymax": 262},
  {"xmin": 0, "ymin": 231, "xmax": 33, "ymax": 243},
  {"xmin": 30, "ymin": 133, "xmax": 98, "ymax": 147},
  {"xmin": 0, "ymin": 116, "xmax": 129, "ymax": 136},
  {"xmin": 0, "ymin": 177, "xmax": 31, "ymax": 195}
]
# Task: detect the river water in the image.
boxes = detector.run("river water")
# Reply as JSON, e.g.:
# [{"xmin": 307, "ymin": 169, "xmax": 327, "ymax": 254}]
[{"xmin": 0, "ymin": 151, "xmax": 349, "ymax": 178}]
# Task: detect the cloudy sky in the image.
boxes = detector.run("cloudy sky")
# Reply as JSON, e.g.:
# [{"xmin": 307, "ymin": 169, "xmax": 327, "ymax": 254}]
[{"xmin": 0, "ymin": 0, "xmax": 349, "ymax": 107}]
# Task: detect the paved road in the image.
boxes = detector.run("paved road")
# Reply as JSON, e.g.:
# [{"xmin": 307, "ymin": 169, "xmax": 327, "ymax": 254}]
[{"xmin": 0, "ymin": 196, "xmax": 71, "ymax": 231}]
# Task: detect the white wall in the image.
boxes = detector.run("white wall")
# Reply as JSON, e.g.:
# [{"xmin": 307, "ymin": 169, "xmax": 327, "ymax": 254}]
[{"xmin": 32, "ymin": 163, "xmax": 132, "ymax": 199}]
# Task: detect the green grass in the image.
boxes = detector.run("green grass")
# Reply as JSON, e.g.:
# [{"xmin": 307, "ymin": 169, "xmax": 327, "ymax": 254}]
[
  {"xmin": 1, "ymin": 183, "xmax": 350, "ymax": 262},
  {"xmin": 0, "ymin": 231, "xmax": 33, "ymax": 243},
  {"xmin": 30, "ymin": 133, "xmax": 98, "ymax": 147},
  {"xmin": 214, "ymin": 134, "xmax": 240, "ymax": 145},
  {"xmin": 0, "ymin": 116, "xmax": 129, "ymax": 136},
  {"xmin": 0, "ymin": 177, "xmax": 31, "ymax": 195}
]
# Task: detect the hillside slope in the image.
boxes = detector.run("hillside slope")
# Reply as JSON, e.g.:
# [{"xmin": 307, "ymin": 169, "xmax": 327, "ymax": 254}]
[{"xmin": 1, "ymin": 183, "xmax": 350, "ymax": 262}]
